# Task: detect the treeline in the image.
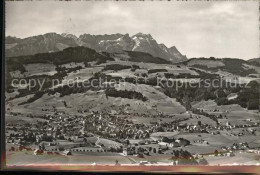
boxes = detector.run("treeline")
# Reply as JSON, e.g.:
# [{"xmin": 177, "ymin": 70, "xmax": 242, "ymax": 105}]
[
  {"xmin": 10, "ymin": 71, "xmax": 67, "ymax": 100},
  {"xmin": 104, "ymin": 64, "xmax": 132, "ymax": 71},
  {"xmin": 5, "ymin": 46, "xmax": 114, "ymax": 94},
  {"xmin": 48, "ymin": 82, "xmax": 90, "ymax": 97},
  {"xmin": 191, "ymin": 108, "xmax": 219, "ymax": 124},
  {"xmin": 104, "ymin": 64, "xmax": 140, "ymax": 72},
  {"xmin": 148, "ymin": 69, "xmax": 168, "ymax": 74},
  {"xmin": 55, "ymin": 65, "xmax": 83, "ymax": 74},
  {"xmin": 19, "ymin": 91, "xmax": 45, "ymax": 105},
  {"xmin": 164, "ymin": 73, "xmax": 199, "ymax": 79},
  {"xmin": 214, "ymin": 81, "xmax": 259, "ymax": 110},
  {"xmin": 126, "ymin": 51, "xmax": 171, "ymax": 64},
  {"xmin": 170, "ymin": 149, "xmax": 198, "ymax": 165},
  {"xmin": 162, "ymin": 77, "xmax": 259, "ymax": 111},
  {"xmin": 8, "ymin": 64, "xmax": 84, "ymax": 100},
  {"xmin": 189, "ymin": 58, "xmax": 257, "ymax": 77},
  {"xmin": 105, "ymin": 88, "xmax": 148, "ymax": 101},
  {"xmin": 229, "ymin": 81, "xmax": 259, "ymax": 110},
  {"xmin": 6, "ymin": 46, "xmax": 114, "ymax": 73}
]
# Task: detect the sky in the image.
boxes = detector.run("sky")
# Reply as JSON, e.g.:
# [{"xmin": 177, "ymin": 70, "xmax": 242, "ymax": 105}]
[{"xmin": 6, "ymin": 0, "xmax": 259, "ymax": 60}]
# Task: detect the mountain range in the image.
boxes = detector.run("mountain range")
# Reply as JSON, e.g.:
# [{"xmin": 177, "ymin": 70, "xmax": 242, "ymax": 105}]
[{"xmin": 5, "ymin": 32, "xmax": 187, "ymax": 63}]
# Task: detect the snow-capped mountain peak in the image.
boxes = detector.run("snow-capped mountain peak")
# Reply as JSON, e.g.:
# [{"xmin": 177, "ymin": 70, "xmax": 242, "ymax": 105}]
[{"xmin": 5, "ymin": 32, "xmax": 187, "ymax": 63}]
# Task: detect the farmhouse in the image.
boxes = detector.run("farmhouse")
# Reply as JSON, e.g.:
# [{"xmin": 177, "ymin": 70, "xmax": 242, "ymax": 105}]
[
  {"xmin": 123, "ymin": 147, "xmax": 135, "ymax": 156},
  {"xmin": 225, "ymin": 151, "xmax": 235, "ymax": 157},
  {"xmin": 63, "ymin": 150, "xmax": 72, "ymax": 156}
]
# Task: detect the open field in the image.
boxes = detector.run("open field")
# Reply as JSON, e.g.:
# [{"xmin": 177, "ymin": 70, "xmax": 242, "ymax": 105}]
[
  {"xmin": 5, "ymin": 58, "xmax": 260, "ymax": 167},
  {"xmin": 129, "ymin": 115, "xmax": 189, "ymax": 125},
  {"xmin": 115, "ymin": 82, "xmax": 186, "ymax": 114},
  {"xmin": 55, "ymin": 67, "xmax": 103, "ymax": 88},
  {"xmin": 7, "ymin": 82, "xmax": 186, "ymax": 116},
  {"xmin": 205, "ymin": 151, "xmax": 260, "ymax": 165},
  {"xmin": 6, "ymin": 151, "xmax": 132, "ymax": 166},
  {"xmin": 6, "ymin": 149, "xmax": 260, "ymax": 166},
  {"xmin": 96, "ymin": 138, "xmax": 123, "ymax": 148},
  {"xmin": 179, "ymin": 114, "xmax": 217, "ymax": 127},
  {"xmin": 24, "ymin": 63, "xmax": 57, "ymax": 77},
  {"xmin": 102, "ymin": 61, "xmax": 199, "ymax": 75},
  {"xmin": 60, "ymin": 62, "xmax": 85, "ymax": 69},
  {"xmin": 6, "ymin": 114, "xmax": 48, "ymax": 124},
  {"xmin": 187, "ymin": 59, "xmax": 225, "ymax": 68},
  {"xmin": 192, "ymin": 100, "xmax": 260, "ymax": 125},
  {"xmin": 151, "ymin": 132, "xmax": 180, "ymax": 138}
]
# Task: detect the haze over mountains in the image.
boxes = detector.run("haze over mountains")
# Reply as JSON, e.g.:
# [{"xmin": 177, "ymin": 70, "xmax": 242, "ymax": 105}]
[{"xmin": 5, "ymin": 32, "xmax": 187, "ymax": 63}]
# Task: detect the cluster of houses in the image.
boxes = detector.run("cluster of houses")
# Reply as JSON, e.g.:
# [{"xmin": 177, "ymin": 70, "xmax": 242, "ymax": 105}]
[
  {"xmin": 157, "ymin": 137, "xmax": 190, "ymax": 148},
  {"xmin": 221, "ymin": 142, "xmax": 249, "ymax": 151},
  {"xmin": 5, "ymin": 108, "xmax": 260, "ymax": 160}
]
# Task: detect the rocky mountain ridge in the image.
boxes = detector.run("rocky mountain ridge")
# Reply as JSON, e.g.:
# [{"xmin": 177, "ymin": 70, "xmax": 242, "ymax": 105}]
[{"xmin": 5, "ymin": 32, "xmax": 187, "ymax": 63}]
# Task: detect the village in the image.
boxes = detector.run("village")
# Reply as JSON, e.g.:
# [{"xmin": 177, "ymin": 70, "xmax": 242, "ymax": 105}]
[{"xmin": 6, "ymin": 106, "xmax": 260, "ymax": 165}]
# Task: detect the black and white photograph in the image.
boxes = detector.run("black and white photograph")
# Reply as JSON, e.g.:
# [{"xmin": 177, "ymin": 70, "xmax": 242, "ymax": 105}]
[{"xmin": 3, "ymin": 0, "xmax": 260, "ymax": 172}]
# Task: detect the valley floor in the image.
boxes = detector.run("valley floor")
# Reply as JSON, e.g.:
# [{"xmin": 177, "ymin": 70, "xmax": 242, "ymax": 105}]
[{"xmin": 6, "ymin": 150, "xmax": 260, "ymax": 166}]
